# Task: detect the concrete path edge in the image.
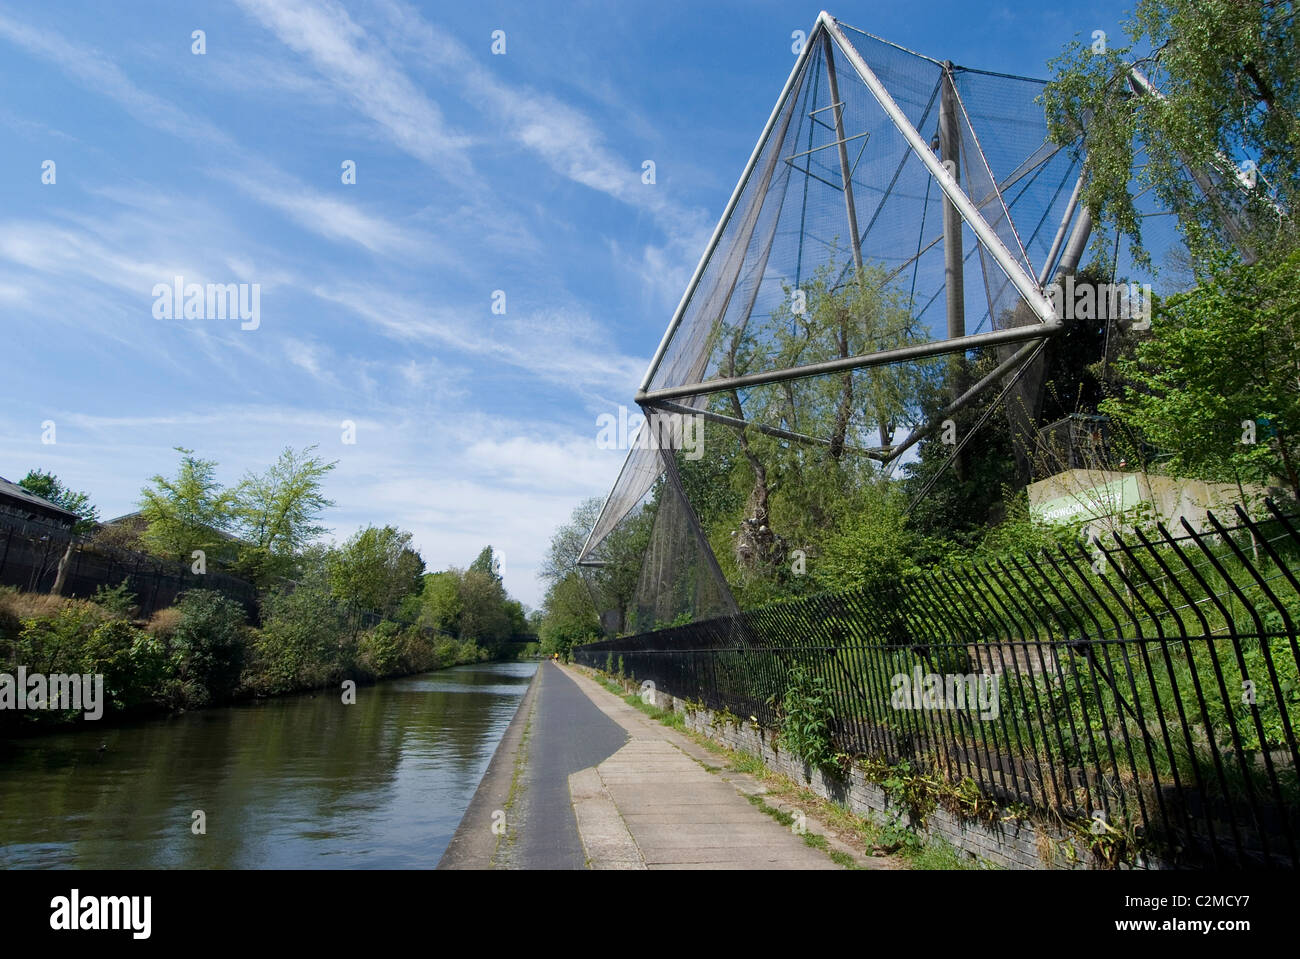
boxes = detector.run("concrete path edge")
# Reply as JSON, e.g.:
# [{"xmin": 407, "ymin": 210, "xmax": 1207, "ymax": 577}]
[{"xmin": 437, "ymin": 664, "xmax": 541, "ymax": 869}]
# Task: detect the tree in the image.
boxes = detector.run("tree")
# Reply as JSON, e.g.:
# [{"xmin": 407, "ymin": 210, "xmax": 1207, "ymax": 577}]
[
  {"xmin": 708, "ymin": 257, "xmax": 937, "ymax": 589},
  {"xmin": 417, "ymin": 570, "xmax": 463, "ymax": 635},
  {"xmin": 1043, "ymin": 0, "xmax": 1299, "ymax": 269},
  {"xmin": 232, "ymin": 446, "xmax": 337, "ymax": 584},
  {"xmin": 903, "ymin": 346, "xmax": 1024, "ymax": 550},
  {"xmin": 169, "ymin": 590, "xmax": 247, "ymax": 705},
  {"xmin": 468, "ymin": 546, "xmax": 503, "ymax": 585},
  {"xmin": 327, "ymin": 525, "xmax": 425, "ymax": 617},
  {"xmin": 137, "ymin": 448, "xmax": 235, "ymax": 563},
  {"xmin": 253, "ymin": 553, "xmax": 349, "ymax": 693},
  {"xmin": 18, "ymin": 470, "xmax": 102, "ymax": 595},
  {"xmin": 457, "ymin": 567, "xmax": 511, "ymax": 649},
  {"xmin": 540, "ymin": 497, "xmax": 602, "ymax": 585},
  {"xmin": 538, "ymin": 572, "xmax": 601, "ymax": 657},
  {"xmin": 1101, "ymin": 249, "xmax": 1300, "ymax": 500},
  {"xmin": 17, "ymin": 470, "xmax": 99, "ymax": 535}
]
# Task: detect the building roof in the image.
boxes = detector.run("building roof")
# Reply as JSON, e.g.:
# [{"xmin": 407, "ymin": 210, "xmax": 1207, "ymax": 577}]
[
  {"xmin": 0, "ymin": 475, "xmax": 82, "ymax": 523},
  {"xmin": 102, "ymin": 509, "xmax": 249, "ymax": 545}
]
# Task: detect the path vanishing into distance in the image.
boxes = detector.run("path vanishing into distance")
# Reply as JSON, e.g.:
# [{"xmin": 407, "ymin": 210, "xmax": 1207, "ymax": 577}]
[{"xmin": 440, "ymin": 662, "xmax": 889, "ymax": 870}]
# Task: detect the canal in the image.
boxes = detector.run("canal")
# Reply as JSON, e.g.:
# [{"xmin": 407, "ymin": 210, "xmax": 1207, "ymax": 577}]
[{"xmin": 0, "ymin": 660, "xmax": 536, "ymax": 868}]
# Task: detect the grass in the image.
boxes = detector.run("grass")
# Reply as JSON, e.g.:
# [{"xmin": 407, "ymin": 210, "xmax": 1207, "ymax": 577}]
[
  {"xmin": 598, "ymin": 675, "xmax": 688, "ymax": 731},
  {"xmin": 492, "ymin": 695, "xmax": 534, "ymax": 867}
]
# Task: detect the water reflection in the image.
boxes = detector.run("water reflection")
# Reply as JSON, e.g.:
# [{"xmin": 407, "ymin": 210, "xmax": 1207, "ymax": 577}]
[{"xmin": 0, "ymin": 660, "xmax": 537, "ymax": 869}]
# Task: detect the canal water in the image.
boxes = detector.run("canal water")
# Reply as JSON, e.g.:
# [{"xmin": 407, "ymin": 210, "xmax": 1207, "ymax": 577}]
[{"xmin": 0, "ymin": 660, "xmax": 536, "ymax": 868}]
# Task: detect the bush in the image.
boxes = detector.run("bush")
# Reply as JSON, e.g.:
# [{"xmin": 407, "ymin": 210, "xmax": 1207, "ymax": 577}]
[
  {"xmin": 170, "ymin": 590, "xmax": 247, "ymax": 704},
  {"xmin": 80, "ymin": 619, "xmax": 168, "ymax": 713},
  {"xmin": 146, "ymin": 607, "xmax": 183, "ymax": 642},
  {"xmin": 775, "ymin": 666, "xmax": 838, "ymax": 774},
  {"xmin": 92, "ymin": 580, "xmax": 138, "ymax": 619},
  {"xmin": 11, "ymin": 604, "xmax": 105, "ymax": 675},
  {"xmin": 357, "ymin": 621, "xmax": 404, "ymax": 677},
  {"xmin": 0, "ymin": 599, "xmax": 123, "ymax": 728},
  {"xmin": 251, "ymin": 577, "xmax": 348, "ymax": 694}
]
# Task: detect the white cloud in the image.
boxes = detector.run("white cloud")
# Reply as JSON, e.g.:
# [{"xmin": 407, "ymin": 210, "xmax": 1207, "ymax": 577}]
[{"xmin": 232, "ymin": 0, "xmax": 476, "ymax": 179}]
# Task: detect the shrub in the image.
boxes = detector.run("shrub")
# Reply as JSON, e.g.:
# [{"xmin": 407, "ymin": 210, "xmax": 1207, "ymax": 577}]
[
  {"xmin": 775, "ymin": 665, "xmax": 838, "ymax": 774},
  {"xmin": 146, "ymin": 607, "xmax": 183, "ymax": 642},
  {"xmin": 250, "ymin": 574, "xmax": 351, "ymax": 693},
  {"xmin": 170, "ymin": 590, "xmax": 247, "ymax": 704},
  {"xmin": 80, "ymin": 619, "xmax": 168, "ymax": 712},
  {"xmin": 358, "ymin": 621, "xmax": 404, "ymax": 677},
  {"xmin": 11, "ymin": 604, "xmax": 105, "ymax": 675},
  {"xmin": 92, "ymin": 580, "xmax": 138, "ymax": 619}
]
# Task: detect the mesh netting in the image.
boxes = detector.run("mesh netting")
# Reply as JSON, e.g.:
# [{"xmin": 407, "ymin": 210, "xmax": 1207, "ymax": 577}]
[{"xmin": 579, "ymin": 16, "xmax": 1202, "ymax": 632}]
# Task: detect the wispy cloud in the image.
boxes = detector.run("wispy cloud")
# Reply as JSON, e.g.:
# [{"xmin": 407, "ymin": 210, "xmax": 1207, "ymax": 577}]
[
  {"xmin": 232, "ymin": 0, "xmax": 477, "ymax": 180},
  {"xmin": 0, "ymin": 9, "xmax": 234, "ymax": 150}
]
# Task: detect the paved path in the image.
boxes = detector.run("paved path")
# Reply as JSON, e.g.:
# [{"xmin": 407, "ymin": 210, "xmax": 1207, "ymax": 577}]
[
  {"xmin": 503, "ymin": 662, "xmax": 627, "ymax": 869},
  {"xmin": 561, "ymin": 665, "xmax": 839, "ymax": 870}
]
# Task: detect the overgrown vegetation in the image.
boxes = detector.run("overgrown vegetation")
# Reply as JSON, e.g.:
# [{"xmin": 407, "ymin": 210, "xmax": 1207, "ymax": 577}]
[
  {"xmin": 2, "ymin": 450, "xmax": 535, "ymax": 732},
  {"xmin": 771, "ymin": 665, "xmax": 838, "ymax": 776}
]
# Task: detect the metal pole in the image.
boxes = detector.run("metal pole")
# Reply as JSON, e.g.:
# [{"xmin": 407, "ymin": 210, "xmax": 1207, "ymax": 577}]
[
  {"xmin": 939, "ymin": 62, "xmax": 965, "ymax": 341},
  {"xmin": 637, "ymin": 322, "xmax": 1058, "ymax": 404},
  {"xmin": 647, "ymin": 398, "xmax": 884, "ymax": 457},
  {"xmin": 821, "ymin": 32, "xmax": 865, "ymax": 278},
  {"xmin": 1038, "ymin": 169, "xmax": 1085, "ymax": 286},
  {"xmin": 1057, "ymin": 203, "xmax": 1093, "ymax": 276},
  {"xmin": 881, "ymin": 338, "xmax": 1044, "ymax": 463},
  {"xmin": 820, "ymin": 14, "xmax": 1057, "ymax": 326}
]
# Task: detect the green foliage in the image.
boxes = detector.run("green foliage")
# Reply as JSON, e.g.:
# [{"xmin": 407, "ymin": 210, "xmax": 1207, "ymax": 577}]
[
  {"xmin": 812, "ymin": 481, "xmax": 919, "ymax": 592},
  {"xmin": 12, "ymin": 604, "xmax": 106, "ymax": 676},
  {"xmin": 231, "ymin": 445, "xmax": 336, "ymax": 584},
  {"xmin": 457, "ymin": 566, "xmax": 513, "ymax": 649},
  {"xmin": 16, "ymin": 470, "xmax": 100, "ymax": 535},
  {"xmin": 169, "ymin": 590, "xmax": 247, "ymax": 705},
  {"xmin": 1102, "ymin": 250, "xmax": 1300, "ymax": 499},
  {"xmin": 82, "ymin": 619, "xmax": 167, "ymax": 712},
  {"xmin": 251, "ymin": 565, "xmax": 349, "ymax": 694},
  {"xmin": 1042, "ymin": 0, "xmax": 1299, "ymax": 267},
  {"xmin": 538, "ymin": 572, "xmax": 601, "ymax": 657},
  {"xmin": 469, "ymin": 546, "xmax": 503, "ymax": 585},
  {"xmin": 138, "ymin": 447, "xmax": 235, "ymax": 563},
  {"xmin": 540, "ymin": 497, "xmax": 603, "ymax": 585},
  {"xmin": 327, "ymin": 525, "xmax": 425, "ymax": 618},
  {"xmin": 774, "ymin": 665, "xmax": 837, "ymax": 774},
  {"xmin": 356, "ymin": 620, "xmax": 405, "ymax": 676},
  {"xmin": 0, "ymin": 599, "xmax": 165, "ymax": 724},
  {"xmin": 417, "ymin": 571, "xmax": 463, "ymax": 635},
  {"xmin": 92, "ymin": 580, "xmax": 138, "ymax": 619}
]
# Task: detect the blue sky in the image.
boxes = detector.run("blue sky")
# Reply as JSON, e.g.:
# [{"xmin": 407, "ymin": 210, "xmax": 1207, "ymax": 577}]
[{"xmin": 0, "ymin": 0, "xmax": 1139, "ymax": 608}]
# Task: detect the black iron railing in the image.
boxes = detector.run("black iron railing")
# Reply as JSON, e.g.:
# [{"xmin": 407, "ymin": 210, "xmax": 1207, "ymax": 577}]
[{"xmin": 576, "ymin": 501, "xmax": 1300, "ymax": 869}]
